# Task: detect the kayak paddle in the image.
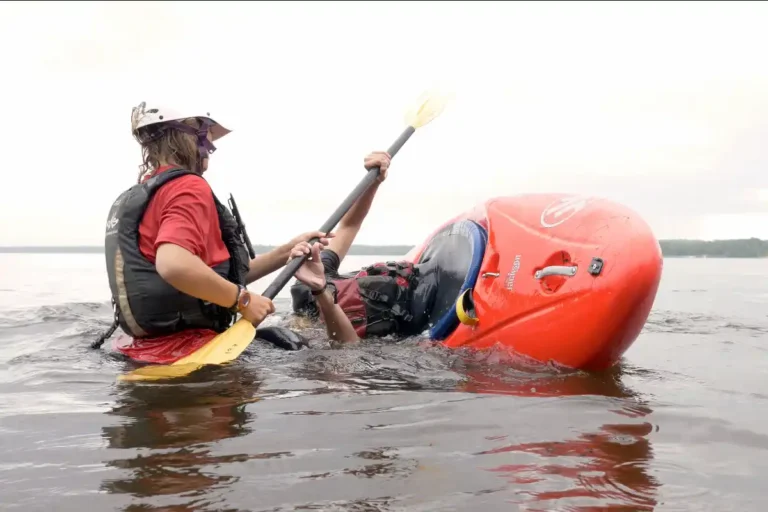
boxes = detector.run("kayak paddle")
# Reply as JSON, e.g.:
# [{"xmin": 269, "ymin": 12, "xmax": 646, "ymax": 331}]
[{"xmin": 118, "ymin": 91, "xmax": 449, "ymax": 382}]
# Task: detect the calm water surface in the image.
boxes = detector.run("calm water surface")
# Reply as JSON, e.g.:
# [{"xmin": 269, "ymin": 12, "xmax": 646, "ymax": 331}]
[{"xmin": 0, "ymin": 254, "xmax": 767, "ymax": 511}]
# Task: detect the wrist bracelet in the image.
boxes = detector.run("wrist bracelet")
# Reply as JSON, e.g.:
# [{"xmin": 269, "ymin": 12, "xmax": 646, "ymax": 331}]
[
  {"xmin": 229, "ymin": 284, "xmax": 243, "ymax": 312},
  {"xmin": 311, "ymin": 284, "xmax": 327, "ymax": 296}
]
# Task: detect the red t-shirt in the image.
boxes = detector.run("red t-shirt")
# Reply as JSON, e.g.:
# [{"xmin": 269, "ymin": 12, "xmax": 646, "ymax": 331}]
[{"xmin": 113, "ymin": 166, "xmax": 234, "ymax": 364}]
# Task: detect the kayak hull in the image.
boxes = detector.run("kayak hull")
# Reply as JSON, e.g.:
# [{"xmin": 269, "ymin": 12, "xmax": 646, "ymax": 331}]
[{"xmin": 405, "ymin": 194, "xmax": 663, "ymax": 372}]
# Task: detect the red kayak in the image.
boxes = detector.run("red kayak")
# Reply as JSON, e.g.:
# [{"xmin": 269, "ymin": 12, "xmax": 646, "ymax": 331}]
[{"xmin": 403, "ymin": 194, "xmax": 663, "ymax": 371}]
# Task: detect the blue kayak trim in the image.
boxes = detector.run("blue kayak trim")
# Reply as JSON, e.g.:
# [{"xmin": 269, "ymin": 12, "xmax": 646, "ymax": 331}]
[{"xmin": 427, "ymin": 219, "xmax": 488, "ymax": 340}]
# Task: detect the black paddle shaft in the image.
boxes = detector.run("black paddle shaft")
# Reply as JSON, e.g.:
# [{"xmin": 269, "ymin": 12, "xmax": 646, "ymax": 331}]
[{"xmin": 261, "ymin": 125, "xmax": 417, "ymax": 299}]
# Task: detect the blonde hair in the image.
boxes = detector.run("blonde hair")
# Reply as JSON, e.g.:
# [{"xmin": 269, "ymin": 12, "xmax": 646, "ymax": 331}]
[{"xmin": 134, "ymin": 118, "xmax": 203, "ymax": 182}]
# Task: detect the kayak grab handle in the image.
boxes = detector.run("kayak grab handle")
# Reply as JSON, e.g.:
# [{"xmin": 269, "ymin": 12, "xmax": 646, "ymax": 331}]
[{"xmin": 534, "ymin": 265, "xmax": 578, "ymax": 279}]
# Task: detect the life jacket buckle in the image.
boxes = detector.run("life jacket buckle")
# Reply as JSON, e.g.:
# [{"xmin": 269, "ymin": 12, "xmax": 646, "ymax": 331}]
[{"xmin": 390, "ymin": 304, "xmax": 413, "ymax": 323}]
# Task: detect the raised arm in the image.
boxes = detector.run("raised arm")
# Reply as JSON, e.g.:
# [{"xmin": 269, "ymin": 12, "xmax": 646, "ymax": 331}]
[{"xmin": 325, "ymin": 151, "xmax": 391, "ymax": 263}]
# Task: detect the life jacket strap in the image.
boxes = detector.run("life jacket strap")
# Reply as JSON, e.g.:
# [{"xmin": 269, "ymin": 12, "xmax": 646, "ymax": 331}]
[{"xmin": 90, "ymin": 299, "xmax": 119, "ymax": 349}]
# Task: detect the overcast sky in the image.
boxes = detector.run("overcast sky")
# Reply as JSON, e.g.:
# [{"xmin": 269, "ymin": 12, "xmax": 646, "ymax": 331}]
[{"xmin": 1, "ymin": 1, "xmax": 766, "ymax": 246}]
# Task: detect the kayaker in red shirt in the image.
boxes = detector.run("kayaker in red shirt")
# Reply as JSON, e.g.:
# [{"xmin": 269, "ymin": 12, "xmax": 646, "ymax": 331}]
[{"xmin": 100, "ymin": 102, "xmax": 392, "ymax": 363}]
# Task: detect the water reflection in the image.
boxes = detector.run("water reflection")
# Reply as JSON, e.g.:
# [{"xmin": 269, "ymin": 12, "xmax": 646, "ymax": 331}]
[
  {"xmin": 97, "ymin": 341, "xmax": 660, "ymax": 511},
  {"xmin": 279, "ymin": 341, "xmax": 660, "ymax": 510},
  {"xmin": 463, "ymin": 362, "xmax": 659, "ymax": 511},
  {"xmin": 100, "ymin": 365, "xmax": 266, "ymax": 508}
]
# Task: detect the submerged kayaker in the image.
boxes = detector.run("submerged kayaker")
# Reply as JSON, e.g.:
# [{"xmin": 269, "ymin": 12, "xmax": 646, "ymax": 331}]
[
  {"xmin": 97, "ymin": 102, "xmax": 392, "ymax": 362},
  {"xmin": 288, "ymin": 166, "xmax": 440, "ymax": 342}
]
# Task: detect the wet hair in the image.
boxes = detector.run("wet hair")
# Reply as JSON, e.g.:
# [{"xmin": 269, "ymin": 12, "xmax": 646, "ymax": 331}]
[{"xmin": 134, "ymin": 118, "xmax": 204, "ymax": 182}]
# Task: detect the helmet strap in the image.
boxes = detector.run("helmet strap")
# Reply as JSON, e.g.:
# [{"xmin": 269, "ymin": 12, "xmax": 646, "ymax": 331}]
[{"xmin": 168, "ymin": 119, "xmax": 217, "ymax": 172}]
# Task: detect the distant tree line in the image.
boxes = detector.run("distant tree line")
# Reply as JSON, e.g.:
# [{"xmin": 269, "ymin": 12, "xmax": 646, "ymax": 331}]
[
  {"xmin": 3, "ymin": 240, "xmax": 768, "ymax": 258},
  {"xmin": 659, "ymin": 238, "xmax": 768, "ymax": 258},
  {"xmin": 0, "ymin": 244, "xmax": 417, "ymax": 256}
]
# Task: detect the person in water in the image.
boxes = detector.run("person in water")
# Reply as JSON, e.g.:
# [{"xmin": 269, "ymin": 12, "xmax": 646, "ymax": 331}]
[
  {"xmin": 100, "ymin": 102, "xmax": 392, "ymax": 362},
  {"xmin": 288, "ymin": 166, "xmax": 440, "ymax": 342}
]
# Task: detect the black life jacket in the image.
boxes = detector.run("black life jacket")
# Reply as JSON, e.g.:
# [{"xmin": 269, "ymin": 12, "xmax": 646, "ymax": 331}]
[
  {"xmin": 325, "ymin": 261, "xmax": 427, "ymax": 338},
  {"xmin": 103, "ymin": 168, "xmax": 250, "ymax": 338}
]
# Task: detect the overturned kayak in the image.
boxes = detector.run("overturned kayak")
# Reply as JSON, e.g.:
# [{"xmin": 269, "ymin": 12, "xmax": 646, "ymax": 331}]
[{"xmin": 402, "ymin": 194, "xmax": 663, "ymax": 371}]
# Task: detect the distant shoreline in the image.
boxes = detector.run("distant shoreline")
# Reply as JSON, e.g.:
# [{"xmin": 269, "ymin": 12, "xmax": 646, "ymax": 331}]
[{"xmin": 1, "ymin": 239, "xmax": 767, "ymax": 258}]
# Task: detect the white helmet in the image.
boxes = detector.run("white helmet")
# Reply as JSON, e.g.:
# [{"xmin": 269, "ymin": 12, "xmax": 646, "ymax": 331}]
[{"xmin": 131, "ymin": 102, "xmax": 231, "ymax": 142}]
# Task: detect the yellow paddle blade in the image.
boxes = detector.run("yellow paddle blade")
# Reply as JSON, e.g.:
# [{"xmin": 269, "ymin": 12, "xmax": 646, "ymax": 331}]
[
  {"xmin": 404, "ymin": 90, "xmax": 451, "ymax": 129},
  {"xmin": 174, "ymin": 318, "xmax": 256, "ymax": 366},
  {"xmin": 117, "ymin": 362, "xmax": 205, "ymax": 382},
  {"xmin": 116, "ymin": 318, "xmax": 256, "ymax": 382}
]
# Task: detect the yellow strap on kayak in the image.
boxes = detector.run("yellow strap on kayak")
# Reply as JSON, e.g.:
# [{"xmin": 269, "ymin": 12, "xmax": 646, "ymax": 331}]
[{"xmin": 455, "ymin": 289, "xmax": 479, "ymax": 327}]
